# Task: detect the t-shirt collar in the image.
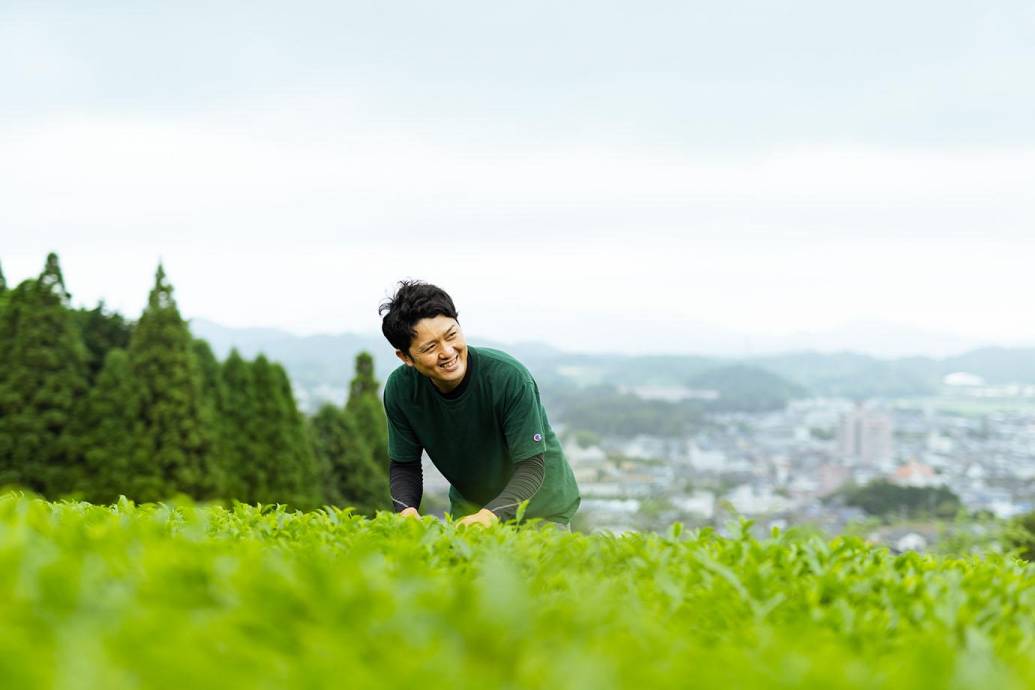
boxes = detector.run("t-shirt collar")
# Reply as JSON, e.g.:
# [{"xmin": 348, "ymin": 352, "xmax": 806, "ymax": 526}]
[{"xmin": 436, "ymin": 345, "xmax": 476, "ymax": 400}]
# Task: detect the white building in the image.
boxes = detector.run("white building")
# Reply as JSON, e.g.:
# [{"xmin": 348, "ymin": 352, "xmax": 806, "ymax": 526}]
[{"xmin": 838, "ymin": 406, "xmax": 894, "ymax": 465}]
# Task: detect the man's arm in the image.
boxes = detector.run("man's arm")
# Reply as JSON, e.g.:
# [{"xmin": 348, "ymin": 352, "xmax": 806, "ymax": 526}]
[
  {"xmin": 457, "ymin": 453, "xmax": 545, "ymax": 527},
  {"xmin": 390, "ymin": 459, "xmax": 423, "ymax": 516},
  {"xmin": 484, "ymin": 454, "xmax": 545, "ymax": 521},
  {"xmin": 384, "ymin": 376, "xmax": 425, "ymax": 518}
]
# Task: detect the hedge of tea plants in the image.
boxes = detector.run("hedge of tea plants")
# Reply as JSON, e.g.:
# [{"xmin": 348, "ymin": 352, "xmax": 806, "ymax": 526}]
[{"xmin": 1, "ymin": 491, "xmax": 1033, "ymax": 690}]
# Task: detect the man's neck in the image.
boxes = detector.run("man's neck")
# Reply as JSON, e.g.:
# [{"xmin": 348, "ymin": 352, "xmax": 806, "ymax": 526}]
[{"xmin": 435, "ymin": 349, "xmax": 473, "ymax": 399}]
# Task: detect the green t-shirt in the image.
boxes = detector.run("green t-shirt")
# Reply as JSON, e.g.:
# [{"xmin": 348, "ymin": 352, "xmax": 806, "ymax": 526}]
[{"xmin": 383, "ymin": 346, "xmax": 581, "ymax": 523}]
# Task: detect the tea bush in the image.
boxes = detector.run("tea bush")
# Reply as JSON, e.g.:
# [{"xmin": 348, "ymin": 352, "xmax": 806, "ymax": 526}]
[{"xmin": 1, "ymin": 491, "xmax": 1033, "ymax": 690}]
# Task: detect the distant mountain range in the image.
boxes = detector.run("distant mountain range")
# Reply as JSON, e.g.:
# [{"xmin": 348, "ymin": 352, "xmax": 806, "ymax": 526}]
[{"xmin": 189, "ymin": 318, "xmax": 1035, "ymax": 410}]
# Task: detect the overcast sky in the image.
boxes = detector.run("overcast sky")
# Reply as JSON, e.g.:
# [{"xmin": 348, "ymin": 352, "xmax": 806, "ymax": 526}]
[{"xmin": 3, "ymin": 1, "xmax": 1034, "ymax": 356}]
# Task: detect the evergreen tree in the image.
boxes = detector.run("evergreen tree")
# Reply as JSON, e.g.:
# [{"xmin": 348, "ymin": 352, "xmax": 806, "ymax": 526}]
[
  {"xmin": 192, "ymin": 339, "xmax": 223, "ymax": 404},
  {"xmin": 39, "ymin": 253, "xmax": 69, "ymax": 301},
  {"xmin": 126, "ymin": 264, "xmax": 212, "ymax": 500},
  {"xmin": 248, "ymin": 356, "xmax": 282, "ymax": 504},
  {"xmin": 69, "ymin": 348, "xmax": 156, "ymax": 503},
  {"xmin": 0, "ymin": 259, "xmax": 9, "ymax": 351},
  {"xmin": 344, "ymin": 352, "xmax": 390, "ymax": 469},
  {"xmin": 272, "ymin": 362, "xmax": 323, "ymax": 508},
  {"xmin": 309, "ymin": 403, "xmax": 387, "ymax": 515},
  {"xmin": 219, "ymin": 349, "xmax": 258, "ymax": 502},
  {"xmin": 249, "ymin": 356, "xmax": 322, "ymax": 508},
  {"xmin": 73, "ymin": 301, "xmax": 132, "ymax": 384},
  {"xmin": 191, "ymin": 338, "xmax": 229, "ymax": 497},
  {"xmin": 0, "ymin": 253, "xmax": 88, "ymax": 495},
  {"xmin": 0, "ymin": 260, "xmax": 8, "ymax": 315}
]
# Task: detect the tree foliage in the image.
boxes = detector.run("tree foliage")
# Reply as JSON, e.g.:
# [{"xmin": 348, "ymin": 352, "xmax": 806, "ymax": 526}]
[
  {"xmin": 309, "ymin": 403, "xmax": 387, "ymax": 515},
  {"xmin": 1010, "ymin": 511, "xmax": 1035, "ymax": 562},
  {"xmin": 70, "ymin": 348, "xmax": 150, "ymax": 503},
  {"xmin": 191, "ymin": 338, "xmax": 228, "ymax": 496},
  {"xmin": 218, "ymin": 349, "xmax": 256, "ymax": 501},
  {"xmin": 0, "ymin": 254, "xmax": 392, "ymax": 512},
  {"xmin": 0, "ymin": 254, "xmax": 88, "ymax": 495},
  {"xmin": 839, "ymin": 480, "xmax": 962, "ymax": 519},
  {"xmin": 252, "ymin": 357, "xmax": 322, "ymax": 508},
  {"xmin": 345, "ymin": 352, "xmax": 390, "ymax": 468},
  {"xmin": 126, "ymin": 264, "xmax": 211, "ymax": 500},
  {"xmin": 73, "ymin": 301, "xmax": 132, "ymax": 384}
]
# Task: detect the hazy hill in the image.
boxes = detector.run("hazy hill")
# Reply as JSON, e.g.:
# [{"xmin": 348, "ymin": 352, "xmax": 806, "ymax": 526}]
[
  {"xmin": 189, "ymin": 319, "xmax": 397, "ymax": 408},
  {"xmin": 189, "ymin": 319, "xmax": 566, "ymax": 409},
  {"xmin": 752, "ymin": 352, "xmax": 942, "ymax": 399},
  {"xmin": 687, "ymin": 365, "xmax": 807, "ymax": 412},
  {"xmin": 942, "ymin": 348, "xmax": 1035, "ymax": 385},
  {"xmin": 188, "ymin": 319, "xmax": 1035, "ymax": 411}
]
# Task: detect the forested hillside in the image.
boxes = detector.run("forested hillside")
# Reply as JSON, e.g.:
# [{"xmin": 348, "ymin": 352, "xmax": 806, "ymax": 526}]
[{"xmin": 0, "ymin": 254, "xmax": 389, "ymax": 513}]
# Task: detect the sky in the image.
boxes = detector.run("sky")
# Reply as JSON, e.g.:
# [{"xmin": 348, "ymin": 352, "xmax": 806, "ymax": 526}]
[{"xmin": 3, "ymin": 1, "xmax": 1034, "ymax": 357}]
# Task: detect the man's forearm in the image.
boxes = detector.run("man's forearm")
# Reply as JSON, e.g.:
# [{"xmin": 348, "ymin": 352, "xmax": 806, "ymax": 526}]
[
  {"xmin": 484, "ymin": 454, "xmax": 545, "ymax": 521},
  {"xmin": 389, "ymin": 459, "xmax": 423, "ymax": 512}
]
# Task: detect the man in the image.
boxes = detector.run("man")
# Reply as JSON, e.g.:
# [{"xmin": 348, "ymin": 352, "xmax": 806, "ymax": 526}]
[{"xmin": 379, "ymin": 280, "xmax": 580, "ymax": 529}]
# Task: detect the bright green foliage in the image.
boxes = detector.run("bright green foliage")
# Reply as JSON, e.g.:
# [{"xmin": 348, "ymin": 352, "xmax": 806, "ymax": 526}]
[
  {"xmin": 1, "ymin": 493, "xmax": 1034, "ymax": 690},
  {"xmin": 69, "ymin": 348, "xmax": 152, "ymax": 503},
  {"xmin": 344, "ymin": 351, "xmax": 390, "ymax": 470},
  {"xmin": 309, "ymin": 403, "xmax": 388, "ymax": 514},
  {"xmin": 0, "ymin": 254, "xmax": 88, "ymax": 495},
  {"xmin": 249, "ymin": 356, "xmax": 322, "ymax": 508},
  {"xmin": 126, "ymin": 264, "xmax": 211, "ymax": 500},
  {"xmin": 72, "ymin": 301, "xmax": 132, "ymax": 384}
]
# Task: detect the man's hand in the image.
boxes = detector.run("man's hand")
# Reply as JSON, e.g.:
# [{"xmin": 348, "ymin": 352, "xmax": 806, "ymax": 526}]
[
  {"xmin": 457, "ymin": 508, "xmax": 499, "ymax": 528},
  {"xmin": 399, "ymin": 507, "xmax": 421, "ymax": 519}
]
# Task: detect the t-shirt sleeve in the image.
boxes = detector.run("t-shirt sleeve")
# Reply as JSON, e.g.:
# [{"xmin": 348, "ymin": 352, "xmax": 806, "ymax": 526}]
[
  {"xmin": 501, "ymin": 374, "xmax": 548, "ymax": 463},
  {"xmin": 384, "ymin": 380, "xmax": 423, "ymax": 463}
]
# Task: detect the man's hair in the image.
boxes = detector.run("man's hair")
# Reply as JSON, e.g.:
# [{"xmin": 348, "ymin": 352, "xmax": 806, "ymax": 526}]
[{"xmin": 379, "ymin": 280, "xmax": 459, "ymax": 355}]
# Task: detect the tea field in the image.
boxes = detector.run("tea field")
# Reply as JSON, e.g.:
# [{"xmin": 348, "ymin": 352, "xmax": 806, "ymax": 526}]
[{"xmin": 2, "ymin": 491, "xmax": 1033, "ymax": 690}]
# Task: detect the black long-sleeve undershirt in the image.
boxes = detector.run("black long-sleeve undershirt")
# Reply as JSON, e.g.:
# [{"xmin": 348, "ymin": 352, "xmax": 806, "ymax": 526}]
[
  {"xmin": 483, "ymin": 455, "xmax": 545, "ymax": 520},
  {"xmin": 389, "ymin": 454, "xmax": 546, "ymax": 521},
  {"xmin": 389, "ymin": 459, "xmax": 423, "ymax": 512}
]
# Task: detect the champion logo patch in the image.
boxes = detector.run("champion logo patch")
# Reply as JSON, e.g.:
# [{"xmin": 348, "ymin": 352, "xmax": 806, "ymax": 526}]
[{"xmin": 533, "ymin": 433, "xmax": 543, "ymax": 443}]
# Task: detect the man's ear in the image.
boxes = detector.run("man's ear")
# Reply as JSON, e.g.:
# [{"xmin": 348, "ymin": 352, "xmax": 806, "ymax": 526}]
[{"xmin": 395, "ymin": 349, "xmax": 414, "ymax": 367}]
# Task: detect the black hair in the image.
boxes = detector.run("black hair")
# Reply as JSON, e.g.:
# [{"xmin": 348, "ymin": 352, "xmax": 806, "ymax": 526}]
[{"xmin": 379, "ymin": 280, "xmax": 459, "ymax": 355}]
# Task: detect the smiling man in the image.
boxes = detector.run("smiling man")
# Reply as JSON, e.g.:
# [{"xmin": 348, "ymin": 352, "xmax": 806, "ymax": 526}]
[{"xmin": 378, "ymin": 280, "xmax": 581, "ymax": 528}]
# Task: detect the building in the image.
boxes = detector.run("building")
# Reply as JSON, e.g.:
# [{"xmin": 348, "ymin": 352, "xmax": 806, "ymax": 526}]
[
  {"xmin": 891, "ymin": 461, "xmax": 937, "ymax": 488},
  {"xmin": 838, "ymin": 406, "xmax": 894, "ymax": 465}
]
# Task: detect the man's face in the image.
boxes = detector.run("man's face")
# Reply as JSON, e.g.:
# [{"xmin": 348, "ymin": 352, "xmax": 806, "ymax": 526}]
[{"xmin": 397, "ymin": 315, "xmax": 467, "ymax": 393}]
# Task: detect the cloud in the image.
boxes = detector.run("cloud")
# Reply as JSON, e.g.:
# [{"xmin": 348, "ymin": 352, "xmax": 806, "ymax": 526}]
[
  {"xmin": 2, "ymin": 108, "xmax": 1034, "ymax": 352},
  {"xmin": 3, "ymin": 110, "xmax": 1033, "ymax": 237}
]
